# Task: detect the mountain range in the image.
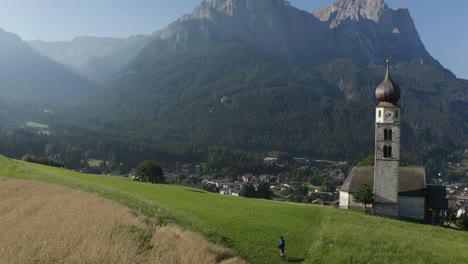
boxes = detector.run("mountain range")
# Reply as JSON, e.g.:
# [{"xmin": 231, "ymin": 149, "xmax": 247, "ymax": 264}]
[
  {"xmin": 1, "ymin": 0, "xmax": 467, "ymax": 172},
  {"xmin": 0, "ymin": 28, "xmax": 98, "ymax": 103},
  {"xmin": 28, "ymin": 35, "xmax": 153, "ymax": 85},
  {"xmin": 27, "ymin": 0, "xmax": 438, "ymax": 86}
]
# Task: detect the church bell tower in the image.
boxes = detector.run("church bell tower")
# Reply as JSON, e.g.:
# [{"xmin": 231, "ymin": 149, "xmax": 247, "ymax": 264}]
[{"xmin": 373, "ymin": 59, "xmax": 401, "ymax": 217}]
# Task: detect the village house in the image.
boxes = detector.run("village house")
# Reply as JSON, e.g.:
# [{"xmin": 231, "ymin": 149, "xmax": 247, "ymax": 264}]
[{"xmin": 450, "ymin": 195, "xmax": 468, "ymax": 208}]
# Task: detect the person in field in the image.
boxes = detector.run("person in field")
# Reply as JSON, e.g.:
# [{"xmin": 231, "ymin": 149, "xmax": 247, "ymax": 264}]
[{"xmin": 278, "ymin": 236, "xmax": 285, "ymax": 259}]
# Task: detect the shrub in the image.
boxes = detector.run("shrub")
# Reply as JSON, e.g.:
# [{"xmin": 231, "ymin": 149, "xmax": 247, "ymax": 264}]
[
  {"xmin": 22, "ymin": 154, "xmax": 63, "ymax": 168},
  {"xmin": 135, "ymin": 160, "xmax": 165, "ymax": 184}
]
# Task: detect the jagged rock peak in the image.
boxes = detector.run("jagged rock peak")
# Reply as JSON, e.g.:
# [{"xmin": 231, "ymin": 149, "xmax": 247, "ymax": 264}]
[
  {"xmin": 314, "ymin": 0, "xmax": 398, "ymax": 28},
  {"xmin": 191, "ymin": 0, "xmax": 291, "ymax": 19}
]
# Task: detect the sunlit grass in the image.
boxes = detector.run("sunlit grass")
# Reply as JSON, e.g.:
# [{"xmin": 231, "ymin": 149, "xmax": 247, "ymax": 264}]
[
  {"xmin": 1, "ymin": 155, "xmax": 468, "ymax": 263},
  {"xmin": 0, "ymin": 177, "xmax": 244, "ymax": 264},
  {"xmin": 87, "ymin": 158, "xmax": 103, "ymax": 167}
]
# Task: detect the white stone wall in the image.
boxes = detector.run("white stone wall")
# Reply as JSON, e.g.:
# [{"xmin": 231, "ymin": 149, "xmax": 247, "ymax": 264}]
[
  {"xmin": 376, "ymin": 108, "xmax": 384, "ymax": 123},
  {"xmin": 339, "ymin": 191, "xmax": 349, "ymax": 208}
]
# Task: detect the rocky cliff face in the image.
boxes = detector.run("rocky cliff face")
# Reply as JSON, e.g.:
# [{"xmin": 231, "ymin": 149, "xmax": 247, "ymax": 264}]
[
  {"xmin": 157, "ymin": 0, "xmax": 327, "ymax": 58},
  {"xmin": 313, "ymin": 0, "xmax": 434, "ymax": 65},
  {"xmin": 156, "ymin": 0, "xmax": 436, "ymax": 66},
  {"xmin": 314, "ymin": 0, "xmax": 392, "ymax": 28},
  {"xmin": 190, "ymin": 0, "xmax": 291, "ymax": 19}
]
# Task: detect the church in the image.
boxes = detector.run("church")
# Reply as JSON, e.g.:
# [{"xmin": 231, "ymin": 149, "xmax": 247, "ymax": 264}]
[{"xmin": 339, "ymin": 60, "xmax": 446, "ymax": 222}]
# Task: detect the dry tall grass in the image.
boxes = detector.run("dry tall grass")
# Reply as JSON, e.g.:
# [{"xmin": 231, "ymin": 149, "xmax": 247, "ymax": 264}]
[{"xmin": 0, "ymin": 177, "xmax": 246, "ymax": 264}]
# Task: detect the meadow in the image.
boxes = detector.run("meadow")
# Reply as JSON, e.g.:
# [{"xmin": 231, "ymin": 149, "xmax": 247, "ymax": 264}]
[
  {"xmin": 1, "ymin": 155, "xmax": 468, "ymax": 263},
  {"xmin": 0, "ymin": 178, "xmax": 243, "ymax": 264}
]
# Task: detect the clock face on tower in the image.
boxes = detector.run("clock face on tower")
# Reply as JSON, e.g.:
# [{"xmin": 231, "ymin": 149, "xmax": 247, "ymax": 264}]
[{"xmin": 384, "ymin": 110, "xmax": 394, "ymax": 121}]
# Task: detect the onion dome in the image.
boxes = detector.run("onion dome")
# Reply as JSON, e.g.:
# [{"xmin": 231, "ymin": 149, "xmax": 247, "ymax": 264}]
[{"xmin": 375, "ymin": 60, "xmax": 400, "ymax": 104}]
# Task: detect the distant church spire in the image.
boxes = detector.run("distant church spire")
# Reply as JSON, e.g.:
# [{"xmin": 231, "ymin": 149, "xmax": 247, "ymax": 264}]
[{"xmin": 375, "ymin": 59, "xmax": 400, "ymax": 105}]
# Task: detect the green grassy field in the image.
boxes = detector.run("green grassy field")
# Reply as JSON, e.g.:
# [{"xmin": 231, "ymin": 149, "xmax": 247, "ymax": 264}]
[{"xmin": 1, "ymin": 155, "xmax": 468, "ymax": 263}]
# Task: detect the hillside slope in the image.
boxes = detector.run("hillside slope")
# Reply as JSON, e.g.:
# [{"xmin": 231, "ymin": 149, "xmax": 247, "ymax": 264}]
[
  {"xmin": 0, "ymin": 177, "xmax": 244, "ymax": 264},
  {"xmin": 1, "ymin": 156, "xmax": 468, "ymax": 264},
  {"xmin": 0, "ymin": 28, "xmax": 98, "ymax": 103}
]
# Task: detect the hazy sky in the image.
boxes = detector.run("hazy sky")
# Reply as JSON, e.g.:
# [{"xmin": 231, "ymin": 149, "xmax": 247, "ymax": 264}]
[{"xmin": 0, "ymin": 0, "xmax": 466, "ymax": 79}]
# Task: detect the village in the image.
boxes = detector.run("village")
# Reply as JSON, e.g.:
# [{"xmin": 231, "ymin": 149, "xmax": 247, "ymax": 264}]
[
  {"xmin": 162, "ymin": 157, "xmax": 347, "ymax": 205},
  {"xmin": 157, "ymin": 150, "xmax": 468, "ymax": 226}
]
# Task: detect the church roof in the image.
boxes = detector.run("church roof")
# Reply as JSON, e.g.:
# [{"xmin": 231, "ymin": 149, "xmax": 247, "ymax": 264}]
[
  {"xmin": 340, "ymin": 166, "xmax": 426, "ymax": 197},
  {"xmin": 375, "ymin": 60, "xmax": 400, "ymax": 105},
  {"xmin": 340, "ymin": 166, "xmax": 374, "ymax": 193}
]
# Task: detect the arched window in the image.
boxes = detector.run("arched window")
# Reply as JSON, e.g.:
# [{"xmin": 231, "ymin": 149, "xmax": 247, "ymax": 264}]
[
  {"xmin": 384, "ymin": 129, "xmax": 393, "ymax": 141},
  {"xmin": 383, "ymin": 146, "xmax": 392, "ymax": 158},
  {"xmin": 379, "ymin": 110, "xmax": 381, "ymax": 118},
  {"xmin": 384, "ymin": 129, "xmax": 392, "ymax": 140}
]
